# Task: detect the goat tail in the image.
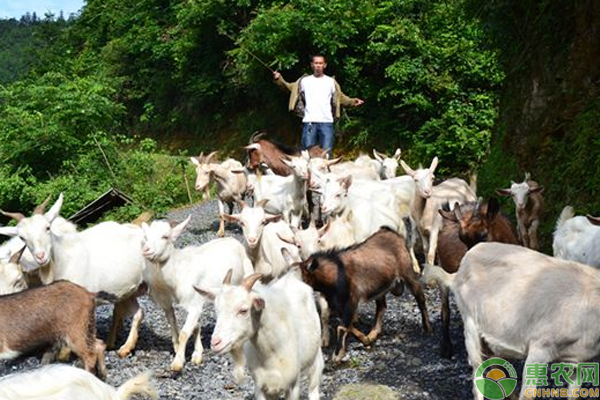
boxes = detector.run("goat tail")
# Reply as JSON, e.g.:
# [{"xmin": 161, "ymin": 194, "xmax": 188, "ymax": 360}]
[
  {"xmin": 116, "ymin": 371, "xmax": 158, "ymax": 400},
  {"xmin": 420, "ymin": 263, "xmax": 455, "ymax": 289},
  {"xmin": 556, "ymin": 206, "xmax": 575, "ymax": 231},
  {"xmin": 469, "ymin": 171, "xmax": 478, "ymax": 194}
]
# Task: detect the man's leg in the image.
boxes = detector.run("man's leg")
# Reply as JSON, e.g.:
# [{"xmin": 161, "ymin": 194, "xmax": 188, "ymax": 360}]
[
  {"xmin": 318, "ymin": 123, "xmax": 335, "ymax": 158},
  {"xmin": 302, "ymin": 122, "xmax": 318, "ymax": 149}
]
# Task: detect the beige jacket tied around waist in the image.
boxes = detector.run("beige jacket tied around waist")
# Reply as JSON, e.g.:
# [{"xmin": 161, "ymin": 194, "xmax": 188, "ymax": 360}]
[{"xmin": 274, "ymin": 74, "xmax": 359, "ymax": 120}]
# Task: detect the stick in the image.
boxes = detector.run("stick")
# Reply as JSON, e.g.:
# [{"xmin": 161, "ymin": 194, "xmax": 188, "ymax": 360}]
[{"xmin": 222, "ymin": 31, "xmax": 275, "ymax": 73}]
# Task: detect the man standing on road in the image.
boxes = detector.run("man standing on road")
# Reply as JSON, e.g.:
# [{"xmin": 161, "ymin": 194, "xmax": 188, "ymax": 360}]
[{"xmin": 273, "ymin": 55, "xmax": 364, "ymax": 157}]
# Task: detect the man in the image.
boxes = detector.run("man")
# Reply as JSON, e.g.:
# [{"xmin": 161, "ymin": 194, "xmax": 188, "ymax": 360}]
[{"xmin": 273, "ymin": 55, "xmax": 364, "ymax": 156}]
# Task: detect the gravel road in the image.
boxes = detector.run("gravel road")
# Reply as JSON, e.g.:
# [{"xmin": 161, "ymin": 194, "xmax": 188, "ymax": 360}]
[{"xmin": 0, "ymin": 199, "xmax": 474, "ymax": 399}]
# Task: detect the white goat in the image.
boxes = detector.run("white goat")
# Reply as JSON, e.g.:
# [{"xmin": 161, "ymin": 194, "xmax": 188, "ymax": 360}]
[
  {"xmin": 225, "ymin": 200, "xmax": 301, "ymax": 278},
  {"xmin": 373, "ymin": 148, "xmax": 402, "ymax": 179},
  {"xmin": 251, "ymin": 152, "xmax": 310, "ymax": 227},
  {"xmin": 141, "ymin": 216, "xmax": 253, "ymax": 371},
  {"xmin": 497, "ymin": 172, "xmax": 544, "ymax": 249},
  {"xmin": 424, "ymin": 242, "xmax": 600, "ymax": 400},
  {"xmin": 0, "ymin": 194, "xmax": 146, "ymax": 357},
  {"xmin": 0, "ymin": 247, "xmax": 27, "ymax": 295},
  {"xmin": 190, "ymin": 152, "xmax": 247, "ymax": 237},
  {"xmin": 0, "ymin": 365, "xmax": 158, "ymax": 400},
  {"xmin": 195, "ymin": 271, "xmax": 323, "ymax": 400},
  {"xmin": 553, "ymin": 206, "xmax": 600, "ymax": 268},
  {"xmin": 401, "ymin": 157, "xmax": 477, "ymax": 265}
]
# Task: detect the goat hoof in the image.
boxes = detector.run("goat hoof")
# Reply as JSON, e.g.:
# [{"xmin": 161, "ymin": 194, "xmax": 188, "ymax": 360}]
[
  {"xmin": 191, "ymin": 352, "xmax": 203, "ymax": 365},
  {"xmin": 217, "ymin": 230, "xmax": 225, "ymax": 237},
  {"xmin": 170, "ymin": 359, "xmax": 184, "ymax": 372},
  {"xmin": 233, "ymin": 368, "xmax": 245, "ymax": 385},
  {"xmin": 117, "ymin": 346, "xmax": 131, "ymax": 358}
]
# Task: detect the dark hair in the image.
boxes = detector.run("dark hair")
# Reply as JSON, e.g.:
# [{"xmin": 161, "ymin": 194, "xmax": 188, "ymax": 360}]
[{"xmin": 311, "ymin": 54, "xmax": 326, "ymax": 63}]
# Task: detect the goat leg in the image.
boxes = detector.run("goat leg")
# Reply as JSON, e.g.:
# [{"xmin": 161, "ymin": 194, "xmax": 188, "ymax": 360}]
[
  {"xmin": 440, "ymin": 285, "xmax": 453, "ymax": 358},
  {"xmin": 364, "ymin": 297, "xmax": 387, "ymax": 344}
]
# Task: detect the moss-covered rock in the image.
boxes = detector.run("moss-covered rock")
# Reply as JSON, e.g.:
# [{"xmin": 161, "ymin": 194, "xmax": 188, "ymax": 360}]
[{"xmin": 333, "ymin": 383, "xmax": 400, "ymax": 400}]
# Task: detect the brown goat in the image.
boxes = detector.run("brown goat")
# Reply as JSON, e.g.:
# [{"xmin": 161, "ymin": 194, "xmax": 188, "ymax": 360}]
[
  {"xmin": 245, "ymin": 131, "xmax": 324, "ymax": 176},
  {"xmin": 435, "ymin": 197, "xmax": 518, "ymax": 358},
  {"xmin": 290, "ymin": 227, "xmax": 432, "ymax": 363},
  {"xmin": 0, "ymin": 280, "xmax": 106, "ymax": 378}
]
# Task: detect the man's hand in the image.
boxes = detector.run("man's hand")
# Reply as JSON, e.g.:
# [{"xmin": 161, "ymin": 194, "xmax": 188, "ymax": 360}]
[
  {"xmin": 354, "ymin": 98, "xmax": 365, "ymax": 106},
  {"xmin": 273, "ymin": 71, "xmax": 281, "ymax": 80}
]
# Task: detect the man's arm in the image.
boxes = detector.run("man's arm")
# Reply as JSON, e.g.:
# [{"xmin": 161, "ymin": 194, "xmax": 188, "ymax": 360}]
[
  {"xmin": 339, "ymin": 91, "xmax": 364, "ymax": 107},
  {"xmin": 273, "ymin": 71, "xmax": 293, "ymax": 92}
]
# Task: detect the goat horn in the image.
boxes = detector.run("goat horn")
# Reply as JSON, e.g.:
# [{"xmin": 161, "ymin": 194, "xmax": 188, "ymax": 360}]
[
  {"xmin": 222, "ymin": 269, "xmax": 233, "ymax": 285},
  {"xmin": 242, "ymin": 273, "xmax": 263, "ymax": 291},
  {"xmin": 474, "ymin": 199, "xmax": 482, "ymax": 215},
  {"xmin": 453, "ymin": 202, "xmax": 463, "ymax": 221},
  {"xmin": 33, "ymin": 195, "xmax": 52, "ymax": 215},
  {"xmin": 1, "ymin": 210, "xmax": 25, "ymax": 222},
  {"xmin": 249, "ymin": 131, "xmax": 266, "ymax": 144},
  {"xmin": 205, "ymin": 151, "xmax": 218, "ymax": 163}
]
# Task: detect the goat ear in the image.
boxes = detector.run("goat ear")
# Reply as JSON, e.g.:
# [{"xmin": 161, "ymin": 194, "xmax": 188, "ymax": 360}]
[
  {"xmin": 372, "ymin": 149, "xmax": 384, "ymax": 162},
  {"xmin": 429, "ymin": 156, "xmax": 439, "ymax": 173},
  {"xmin": 244, "ymin": 143, "xmax": 261, "ymax": 151},
  {"xmin": 0, "ymin": 226, "xmax": 19, "ymax": 237},
  {"xmin": 486, "ymin": 197, "xmax": 500, "ymax": 220},
  {"xmin": 256, "ymin": 199, "xmax": 269, "ymax": 209},
  {"xmin": 9, "ymin": 246, "xmax": 26, "ymax": 265},
  {"xmin": 340, "ymin": 175, "xmax": 352, "ymax": 190},
  {"xmin": 45, "ymin": 193, "xmax": 63, "ymax": 222},
  {"xmin": 170, "ymin": 215, "xmax": 191, "ymax": 241},
  {"xmin": 281, "ymin": 247, "xmax": 298, "ymax": 266},
  {"xmin": 190, "ymin": 157, "xmax": 200, "ymax": 166},
  {"xmin": 223, "ymin": 213, "xmax": 241, "ymax": 223},
  {"xmin": 393, "ymin": 148, "xmax": 402, "ymax": 160},
  {"xmin": 141, "ymin": 221, "xmax": 150, "ymax": 233},
  {"xmin": 265, "ymin": 214, "xmax": 282, "ymax": 224},
  {"xmin": 276, "ymin": 232, "xmax": 296, "ymax": 246},
  {"xmin": 317, "ymin": 219, "xmax": 331, "ymax": 238},
  {"xmin": 587, "ymin": 215, "xmax": 600, "ymax": 226},
  {"xmin": 193, "ymin": 285, "xmax": 216, "ymax": 301},
  {"xmin": 529, "ymin": 185, "xmax": 544, "ymax": 194},
  {"xmin": 495, "ymin": 188, "xmax": 512, "ymax": 197},
  {"xmin": 400, "ymin": 160, "xmax": 415, "ymax": 176},
  {"xmin": 252, "ymin": 294, "xmax": 265, "ymax": 311},
  {"xmin": 326, "ymin": 157, "xmax": 342, "ymax": 166}
]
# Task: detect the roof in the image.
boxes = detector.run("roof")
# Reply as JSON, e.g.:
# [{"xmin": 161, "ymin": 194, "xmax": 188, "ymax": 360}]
[{"xmin": 68, "ymin": 188, "xmax": 133, "ymax": 225}]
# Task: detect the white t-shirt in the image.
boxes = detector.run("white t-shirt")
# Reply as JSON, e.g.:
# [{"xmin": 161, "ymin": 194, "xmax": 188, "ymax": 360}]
[{"xmin": 300, "ymin": 74, "xmax": 336, "ymax": 123}]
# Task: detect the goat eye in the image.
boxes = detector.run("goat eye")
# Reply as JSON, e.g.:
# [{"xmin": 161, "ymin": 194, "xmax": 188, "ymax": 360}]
[
  {"xmin": 162, "ymin": 235, "xmax": 169, "ymax": 240},
  {"xmin": 238, "ymin": 308, "xmax": 249, "ymax": 316}
]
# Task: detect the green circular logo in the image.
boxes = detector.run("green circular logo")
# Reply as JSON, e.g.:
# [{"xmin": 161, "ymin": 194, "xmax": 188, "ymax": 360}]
[{"xmin": 475, "ymin": 358, "xmax": 518, "ymax": 399}]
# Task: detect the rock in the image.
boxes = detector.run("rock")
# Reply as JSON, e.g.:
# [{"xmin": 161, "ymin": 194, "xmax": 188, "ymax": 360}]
[{"xmin": 334, "ymin": 383, "xmax": 400, "ymax": 400}]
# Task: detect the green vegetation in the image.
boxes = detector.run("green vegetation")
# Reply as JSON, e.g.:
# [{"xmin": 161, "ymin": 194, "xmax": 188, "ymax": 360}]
[{"xmin": 0, "ymin": 0, "xmax": 502, "ymax": 218}]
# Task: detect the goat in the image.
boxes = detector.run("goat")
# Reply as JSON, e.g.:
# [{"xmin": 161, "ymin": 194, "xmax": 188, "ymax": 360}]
[
  {"xmin": 195, "ymin": 271, "xmax": 323, "ymax": 400},
  {"xmin": 0, "ymin": 246, "xmax": 27, "ymax": 295},
  {"xmin": 224, "ymin": 199, "xmax": 301, "ymax": 279},
  {"xmin": 141, "ymin": 216, "xmax": 253, "ymax": 371},
  {"xmin": 435, "ymin": 198, "xmax": 518, "ymax": 358},
  {"xmin": 0, "ymin": 364, "xmax": 157, "ymax": 400},
  {"xmin": 400, "ymin": 156, "xmax": 477, "ymax": 265},
  {"xmin": 0, "ymin": 194, "xmax": 146, "ymax": 358},
  {"xmin": 285, "ymin": 227, "xmax": 432, "ymax": 363},
  {"xmin": 553, "ymin": 206, "xmax": 600, "ymax": 267},
  {"xmin": 496, "ymin": 172, "xmax": 544, "ymax": 250},
  {"xmin": 245, "ymin": 131, "xmax": 324, "ymax": 176},
  {"xmin": 190, "ymin": 152, "xmax": 247, "ymax": 236},
  {"xmin": 424, "ymin": 242, "xmax": 600, "ymax": 400},
  {"xmin": 251, "ymin": 151, "xmax": 310, "ymax": 227},
  {"xmin": 373, "ymin": 148, "xmax": 402, "ymax": 179},
  {"xmin": 0, "ymin": 280, "xmax": 106, "ymax": 378}
]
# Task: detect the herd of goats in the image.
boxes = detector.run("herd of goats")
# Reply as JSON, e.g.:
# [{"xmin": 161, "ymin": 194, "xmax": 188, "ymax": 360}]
[{"xmin": 0, "ymin": 131, "xmax": 598, "ymax": 400}]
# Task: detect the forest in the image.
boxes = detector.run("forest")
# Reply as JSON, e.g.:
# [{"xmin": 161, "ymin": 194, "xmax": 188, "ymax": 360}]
[{"xmin": 0, "ymin": 0, "xmax": 598, "ymax": 250}]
